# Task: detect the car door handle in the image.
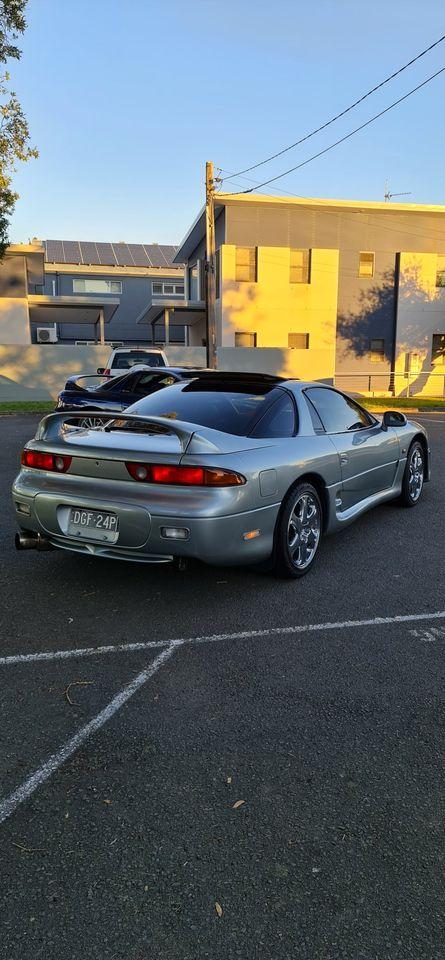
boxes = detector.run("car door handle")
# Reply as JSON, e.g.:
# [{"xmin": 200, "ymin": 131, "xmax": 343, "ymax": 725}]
[{"xmin": 340, "ymin": 454, "xmax": 349, "ymax": 464}]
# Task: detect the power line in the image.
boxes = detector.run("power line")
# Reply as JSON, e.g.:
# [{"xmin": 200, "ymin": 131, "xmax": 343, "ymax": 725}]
[
  {"xmin": 221, "ymin": 33, "xmax": 445, "ymax": 182},
  {"xmin": 231, "ymin": 66, "xmax": 445, "ymax": 194}
]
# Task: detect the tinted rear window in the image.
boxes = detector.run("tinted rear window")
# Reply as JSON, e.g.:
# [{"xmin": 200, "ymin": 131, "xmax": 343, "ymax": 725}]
[
  {"xmin": 128, "ymin": 381, "xmax": 288, "ymax": 436},
  {"xmin": 113, "ymin": 352, "xmax": 165, "ymax": 369}
]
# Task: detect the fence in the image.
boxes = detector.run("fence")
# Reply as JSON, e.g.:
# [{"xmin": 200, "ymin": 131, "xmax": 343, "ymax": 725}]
[{"xmin": 334, "ymin": 371, "xmax": 445, "ymax": 399}]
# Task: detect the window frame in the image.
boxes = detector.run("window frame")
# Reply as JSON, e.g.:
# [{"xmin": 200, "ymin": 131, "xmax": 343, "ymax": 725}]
[
  {"xmin": 369, "ymin": 338, "xmax": 385, "ymax": 363},
  {"xmin": 235, "ymin": 331, "xmax": 257, "ymax": 348},
  {"xmin": 303, "ymin": 386, "xmax": 378, "ymax": 435},
  {"xmin": 151, "ymin": 281, "xmax": 185, "ymax": 296},
  {"xmin": 432, "ymin": 332, "xmax": 445, "ymax": 363},
  {"xmin": 235, "ymin": 246, "xmax": 257, "ymax": 283},
  {"xmin": 72, "ymin": 278, "xmax": 122, "ymax": 295},
  {"xmin": 290, "ymin": 248, "xmax": 311, "ymax": 284},
  {"xmin": 435, "ymin": 255, "xmax": 445, "ymax": 288},
  {"xmin": 358, "ymin": 251, "xmax": 375, "ymax": 279},
  {"xmin": 288, "ymin": 332, "xmax": 310, "ymax": 350}
]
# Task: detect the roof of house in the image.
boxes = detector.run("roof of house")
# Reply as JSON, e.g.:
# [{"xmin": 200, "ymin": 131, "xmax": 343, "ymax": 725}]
[
  {"xmin": 174, "ymin": 192, "xmax": 445, "ymax": 263},
  {"xmin": 44, "ymin": 240, "xmax": 183, "ymax": 269}
]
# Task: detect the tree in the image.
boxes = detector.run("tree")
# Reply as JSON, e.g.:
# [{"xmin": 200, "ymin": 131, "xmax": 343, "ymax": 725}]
[{"xmin": 0, "ymin": 0, "xmax": 37, "ymax": 257}]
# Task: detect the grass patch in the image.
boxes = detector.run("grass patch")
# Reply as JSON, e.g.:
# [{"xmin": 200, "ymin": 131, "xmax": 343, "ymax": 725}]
[
  {"xmin": 360, "ymin": 396, "xmax": 445, "ymax": 411},
  {"xmin": 0, "ymin": 401, "xmax": 54, "ymax": 415}
]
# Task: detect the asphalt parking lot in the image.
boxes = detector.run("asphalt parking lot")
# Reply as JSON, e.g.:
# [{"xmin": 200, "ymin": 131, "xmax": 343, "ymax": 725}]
[{"xmin": 1, "ymin": 413, "xmax": 445, "ymax": 960}]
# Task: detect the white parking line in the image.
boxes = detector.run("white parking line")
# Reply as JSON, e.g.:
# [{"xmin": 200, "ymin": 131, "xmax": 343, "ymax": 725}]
[
  {"xmin": 1, "ymin": 608, "xmax": 445, "ymax": 828},
  {"xmin": 0, "ymin": 643, "xmax": 178, "ymax": 827},
  {"xmin": 1, "ymin": 610, "xmax": 445, "ymax": 666}
]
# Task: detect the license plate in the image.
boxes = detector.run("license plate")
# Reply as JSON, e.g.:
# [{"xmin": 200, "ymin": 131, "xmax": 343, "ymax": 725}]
[{"xmin": 68, "ymin": 508, "xmax": 119, "ymax": 542}]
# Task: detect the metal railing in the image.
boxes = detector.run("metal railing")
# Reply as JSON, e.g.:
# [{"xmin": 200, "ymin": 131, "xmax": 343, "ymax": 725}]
[{"xmin": 334, "ymin": 371, "xmax": 445, "ymax": 399}]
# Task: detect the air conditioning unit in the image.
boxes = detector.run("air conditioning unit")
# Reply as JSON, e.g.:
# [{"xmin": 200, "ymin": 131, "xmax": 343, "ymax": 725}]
[{"xmin": 37, "ymin": 325, "xmax": 58, "ymax": 343}]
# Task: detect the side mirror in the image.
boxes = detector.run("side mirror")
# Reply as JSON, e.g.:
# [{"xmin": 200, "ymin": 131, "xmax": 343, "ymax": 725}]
[
  {"xmin": 382, "ymin": 410, "xmax": 407, "ymax": 430},
  {"xmin": 97, "ymin": 367, "xmax": 105, "ymax": 376}
]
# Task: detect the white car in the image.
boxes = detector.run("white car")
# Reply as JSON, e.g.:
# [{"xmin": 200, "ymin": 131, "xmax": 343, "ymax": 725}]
[{"xmin": 97, "ymin": 347, "xmax": 168, "ymax": 377}]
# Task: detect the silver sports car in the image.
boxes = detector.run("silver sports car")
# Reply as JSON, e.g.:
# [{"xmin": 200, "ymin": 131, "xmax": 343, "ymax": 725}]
[{"xmin": 12, "ymin": 373, "xmax": 430, "ymax": 578}]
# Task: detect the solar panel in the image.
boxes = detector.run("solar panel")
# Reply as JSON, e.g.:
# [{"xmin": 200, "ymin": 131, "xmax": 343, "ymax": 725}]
[
  {"xmin": 144, "ymin": 244, "xmax": 167, "ymax": 268},
  {"xmin": 96, "ymin": 242, "xmax": 117, "ymax": 266},
  {"xmin": 79, "ymin": 241, "xmax": 101, "ymax": 265},
  {"xmin": 112, "ymin": 243, "xmax": 134, "ymax": 266},
  {"xmin": 62, "ymin": 240, "xmax": 82, "ymax": 264},
  {"xmin": 127, "ymin": 244, "xmax": 150, "ymax": 267},
  {"xmin": 163, "ymin": 244, "xmax": 181, "ymax": 266},
  {"xmin": 45, "ymin": 240, "xmax": 64, "ymax": 262}
]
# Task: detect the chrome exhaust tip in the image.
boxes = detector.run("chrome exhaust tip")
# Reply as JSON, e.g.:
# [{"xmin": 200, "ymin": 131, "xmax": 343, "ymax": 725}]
[{"xmin": 15, "ymin": 532, "xmax": 53, "ymax": 551}]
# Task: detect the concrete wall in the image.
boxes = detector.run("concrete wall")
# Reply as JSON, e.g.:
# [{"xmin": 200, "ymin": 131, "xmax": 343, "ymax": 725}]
[
  {"xmin": 0, "ymin": 298, "xmax": 31, "ymax": 344},
  {"xmin": 217, "ymin": 347, "xmax": 333, "ymax": 382},
  {"xmin": 219, "ymin": 245, "xmax": 338, "ymax": 381},
  {"xmin": 0, "ymin": 345, "xmax": 207, "ymax": 401}
]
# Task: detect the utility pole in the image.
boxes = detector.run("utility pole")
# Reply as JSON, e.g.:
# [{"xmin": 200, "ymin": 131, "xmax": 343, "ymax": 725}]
[{"xmin": 205, "ymin": 161, "xmax": 217, "ymax": 369}]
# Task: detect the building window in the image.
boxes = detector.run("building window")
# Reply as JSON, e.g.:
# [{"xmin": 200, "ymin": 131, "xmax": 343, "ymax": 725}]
[
  {"xmin": 152, "ymin": 281, "xmax": 185, "ymax": 296},
  {"xmin": 290, "ymin": 249, "xmax": 310, "ymax": 284},
  {"xmin": 288, "ymin": 332, "xmax": 309, "ymax": 349},
  {"xmin": 73, "ymin": 278, "xmax": 122, "ymax": 294},
  {"xmin": 188, "ymin": 265, "xmax": 199, "ymax": 300},
  {"xmin": 235, "ymin": 331, "xmax": 257, "ymax": 347},
  {"xmin": 358, "ymin": 252, "xmax": 375, "ymax": 278},
  {"xmin": 432, "ymin": 333, "xmax": 445, "ymax": 362},
  {"xmin": 436, "ymin": 255, "xmax": 445, "ymax": 287},
  {"xmin": 235, "ymin": 247, "xmax": 257, "ymax": 283},
  {"xmin": 370, "ymin": 339, "xmax": 385, "ymax": 362}
]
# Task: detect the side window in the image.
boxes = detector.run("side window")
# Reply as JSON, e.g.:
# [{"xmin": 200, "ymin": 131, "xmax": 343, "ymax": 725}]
[
  {"xmin": 304, "ymin": 396, "xmax": 325, "ymax": 434},
  {"xmin": 305, "ymin": 388, "xmax": 374, "ymax": 433},
  {"xmin": 119, "ymin": 373, "xmax": 139, "ymax": 393},
  {"xmin": 250, "ymin": 393, "xmax": 296, "ymax": 438},
  {"xmin": 131, "ymin": 374, "xmax": 176, "ymax": 396}
]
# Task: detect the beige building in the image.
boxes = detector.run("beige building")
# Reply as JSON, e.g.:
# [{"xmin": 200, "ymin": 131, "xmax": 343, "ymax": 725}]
[{"xmin": 168, "ymin": 193, "xmax": 445, "ymax": 395}]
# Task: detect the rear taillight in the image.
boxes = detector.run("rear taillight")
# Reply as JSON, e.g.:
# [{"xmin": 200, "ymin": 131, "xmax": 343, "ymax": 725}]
[
  {"xmin": 125, "ymin": 462, "xmax": 245, "ymax": 487},
  {"xmin": 21, "ymin": 450, "xmax": 72, "ymax": 472}
]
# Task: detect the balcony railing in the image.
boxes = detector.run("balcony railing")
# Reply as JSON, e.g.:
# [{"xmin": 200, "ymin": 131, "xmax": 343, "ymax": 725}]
[{"xmin": 334, "ymin": 371, "xmax": 445, "ymax": 399}]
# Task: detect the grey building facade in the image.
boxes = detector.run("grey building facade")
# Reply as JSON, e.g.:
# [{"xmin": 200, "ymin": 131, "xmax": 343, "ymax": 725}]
[{"xmin": 42, "ymin": 239, "xmax": 185, "ymax": 345}]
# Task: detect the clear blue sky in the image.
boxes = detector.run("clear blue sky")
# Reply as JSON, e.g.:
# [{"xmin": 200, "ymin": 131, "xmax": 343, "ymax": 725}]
[{"xmin": 8, "ymin": 0, "xmax": 445, "ymax": 245}]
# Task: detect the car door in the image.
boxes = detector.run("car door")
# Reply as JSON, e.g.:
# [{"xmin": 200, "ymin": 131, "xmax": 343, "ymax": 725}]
[{"xmin": 305, "ymin": 387, "xmax": 399, "ymax": 511}]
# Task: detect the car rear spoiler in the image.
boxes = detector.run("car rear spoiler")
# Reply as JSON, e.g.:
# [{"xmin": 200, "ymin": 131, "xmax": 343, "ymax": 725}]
[{"xmin": 34, "ymin": 411, "xmax": 220, "ymax": 454}]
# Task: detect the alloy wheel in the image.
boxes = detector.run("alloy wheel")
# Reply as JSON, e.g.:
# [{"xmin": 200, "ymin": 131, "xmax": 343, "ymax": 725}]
[
  {"xmin": 287, "ymin": 492, "xmax": 321, "ymax": 570},
  {"xmin": 408, "ymin": 446, "xmax": 424, "ymax": 502}
]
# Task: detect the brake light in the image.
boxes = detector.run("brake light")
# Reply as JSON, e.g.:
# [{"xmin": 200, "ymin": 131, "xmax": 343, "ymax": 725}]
[
  {"xmin": 21, "ymin": 450, "xmax": 72, "ymax": 472},
  {"xmin": 125, "ymin": 462, "xmax": 245, "ymax": 486}
]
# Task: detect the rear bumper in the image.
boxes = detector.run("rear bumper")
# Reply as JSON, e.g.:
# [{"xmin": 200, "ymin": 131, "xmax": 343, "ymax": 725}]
[{"xmin": 12, "ymin": 482, "xmax": 279, "ymax": 566}]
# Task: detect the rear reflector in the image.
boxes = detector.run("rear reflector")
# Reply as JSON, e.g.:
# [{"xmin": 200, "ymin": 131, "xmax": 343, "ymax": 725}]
[
  {"xmin": 21, "ymin": 450, "xmax": 72, "ymax": 472},
  {"xmin": 125, "ymin": 462, "xmax": 245, "ymax": 487}
]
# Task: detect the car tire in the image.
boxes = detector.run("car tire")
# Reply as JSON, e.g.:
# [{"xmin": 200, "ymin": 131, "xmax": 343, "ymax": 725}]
[
  {"xmin": 272, "ymin": 482, "xmax": 322, "ymax": 579},
  {"xmin": 400, "ymin": 440, "xmax": 425, "ymax": 508}
]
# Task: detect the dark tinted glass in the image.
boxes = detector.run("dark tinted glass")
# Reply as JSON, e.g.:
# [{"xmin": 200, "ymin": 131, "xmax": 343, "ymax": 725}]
[
  {"xmin": 304, "ymin": 396, "xmax": 325, "ymax": 433},
  {"xmin": 114, "ymin": 351, "xmax": 164, "ymax": 369},
  {"xmin": 129, "ymin": 381, "xmax": 283, "ymax": 436},
  {"xmin": 250, "ymin": 393, "xmax": 296, "ymax": 437},
  {"xmin": 306, "ymin": 388, "xmax": 374, "ymax": 433},
  {"xmin": 132, "ymin": 373, "xmax": 177, "ymax": 396}
]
